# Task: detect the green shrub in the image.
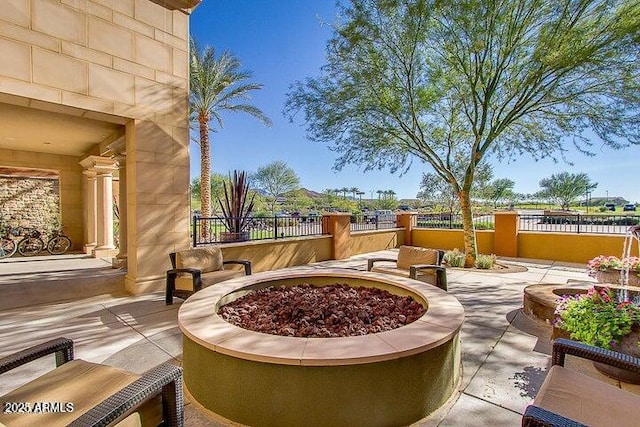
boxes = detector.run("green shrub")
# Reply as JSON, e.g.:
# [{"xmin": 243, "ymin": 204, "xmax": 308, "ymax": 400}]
[
  {"xmin": 555, "ymin": 287, "xmax": 640, "ymax": 349},
  {"xmin": 444, "ymin": 249, "xmax": 465, "ymax": 267},
  {"xmin": 476, "ymin": 254, "xmax": 497, "ymax": 269}
]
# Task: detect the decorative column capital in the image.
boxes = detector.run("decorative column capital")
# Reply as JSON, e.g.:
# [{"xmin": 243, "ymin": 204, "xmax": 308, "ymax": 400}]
[{"xmin": 80, "ymin": 156, "xmax": 118, "ymax": 174}]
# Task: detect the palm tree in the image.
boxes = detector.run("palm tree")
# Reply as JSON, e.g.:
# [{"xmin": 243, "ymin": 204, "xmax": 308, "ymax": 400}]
[
  {"xmin": 190, "ymin": 38, "xmax": 272, "ymax": 223},
  {"xmin": 350, "ymin": 187, "xmax": 360, "ymax": 200},
  {"xmin": 340, "ymin": 187, "xmax": 349, "ymax": 199}
]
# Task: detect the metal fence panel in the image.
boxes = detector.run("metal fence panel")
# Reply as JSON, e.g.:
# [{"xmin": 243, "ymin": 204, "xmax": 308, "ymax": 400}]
[
  {"xmin": 416, "ymin": 214, "xmax": 495, "ymax": 230},
  {"xmin": 192, "ymin": 215, "xmax": 324, "ymax": 246},
  {"xmin": 349, "ymin": 214, "xmax": 398, "ymax": 232},
  {"xmin": 519, "ymin": 214, "xmax": 640, "ymax": 234}
]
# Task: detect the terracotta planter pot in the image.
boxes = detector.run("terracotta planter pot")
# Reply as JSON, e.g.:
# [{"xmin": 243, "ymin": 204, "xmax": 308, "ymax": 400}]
[
  {"xmin": 593, "ymin": 330, "xmax": 640, "ymax": 384},
  {"xmin": 595, "ymin": 269, "xmax": 640, "ymax": 286}
]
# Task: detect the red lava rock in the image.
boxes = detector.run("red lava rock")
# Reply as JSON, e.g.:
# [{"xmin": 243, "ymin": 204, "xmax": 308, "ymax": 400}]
[{"xmin": 217, "ymin": 283, "xmax": 426, "ymax": 338}]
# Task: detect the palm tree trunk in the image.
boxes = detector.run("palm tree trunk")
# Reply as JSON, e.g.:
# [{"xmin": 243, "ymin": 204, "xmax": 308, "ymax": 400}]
[{"xmin": 199, "ymin": 113, "xmax": 211, "ymax": 239}]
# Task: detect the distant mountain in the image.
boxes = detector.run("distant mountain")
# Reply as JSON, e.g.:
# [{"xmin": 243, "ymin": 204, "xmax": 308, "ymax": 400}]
[{"xmin": 300, "ymin": 187, "xmax": 324, "ymax": 198}]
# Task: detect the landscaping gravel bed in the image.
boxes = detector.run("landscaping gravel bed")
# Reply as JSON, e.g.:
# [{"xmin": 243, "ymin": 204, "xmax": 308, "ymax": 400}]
[{"xmin": 218, "ymin": 283, "xmax": 426, "ymax": 338}]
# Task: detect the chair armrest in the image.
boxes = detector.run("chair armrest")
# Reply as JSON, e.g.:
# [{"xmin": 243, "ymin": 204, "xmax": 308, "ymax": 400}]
[
  {"xmin": 167, "ymin": 267, "xmax": 202, "ymax": 276},
  {"xmin": 68, "ymin": 363, "xmax": 184, "ymax": 427},
  {"xmin": 409, "ymin": 264, "xmax": 444, "ymax": 272},
  {"xmin": 522, "ymin": 405, "xmax": 587, "ymax": 427},
  {"xmin": 367, "ymin": 258, "xmax": 397, "ymax": 271},
  {"xmin": 223, "ymin": 259, "xmax": 252, "ymax": 275},
  {"xmin": 167, "ymin": 268, "xmax": 202, "ymax": 286},
  {"xmin": 552, "ymin": 338, "xmax": 640, "ymax": 373},
  {"xmin": 0, "ymin": 337, "xmax": 73, "ymax": 374},
  {"xmin": 409, "ymin": 265, "xmax": 448, "ymax": 291}
]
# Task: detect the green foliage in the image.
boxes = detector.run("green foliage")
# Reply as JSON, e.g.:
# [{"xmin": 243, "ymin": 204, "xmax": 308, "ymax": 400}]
[
  {"xmin": 444, "ymin": 249, "xmax": 466, "ymax": 268},
  {"xmin": 253, "ymin": 161, "xmax": 300, "ymax": 214},
  {"xmin": 331, "ymin": 198, "xmax": 358, "ymax": 213},
  {"xmin": 478, "ymin": 179, "xmax": 516, "ymax": 208},
  {"xmin": 418, "ymin": 161, "xmax": 493, "ymax": 212},
  {"xmin": 555, "ymin": 287, "xmax": 640, "ymax": 349},
  {"xmin": 285, "ymin": 0, "xmax": 640, "ymax": 265},
  {"xmin": 538, "ymin": 172, "xmax": 598, "ymax": 211},
  {"xmin": 191, "ymin": 174, "xmax": 229, "ymax": 213},
  {"xmin": 475, "ymin": 254, "xmax": 497, "ymax": 270}
]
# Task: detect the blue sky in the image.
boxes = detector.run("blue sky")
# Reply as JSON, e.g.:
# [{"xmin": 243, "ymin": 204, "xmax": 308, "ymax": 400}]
[{"xmin": 189, "ymin": 1, "xmax": 640, "ymax": 203}]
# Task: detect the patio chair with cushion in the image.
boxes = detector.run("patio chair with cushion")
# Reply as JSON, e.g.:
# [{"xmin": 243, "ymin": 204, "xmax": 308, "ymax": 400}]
[
  {"xmin": 166, "ymin": 246, "xmax": 252, "ymax": 305},
  {"xmin": 0, "ymin": 337, "xmax": 183, "ymax": 427},
  {"xmin": 367, "ymin": 245, "xmax": 447, "ymax": 291},
  {"xmin": 522, "ymin": 338, "xmax": 640, "ymax": 427}
]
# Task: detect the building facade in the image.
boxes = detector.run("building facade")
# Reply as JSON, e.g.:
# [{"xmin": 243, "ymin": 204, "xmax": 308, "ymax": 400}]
[{"xmin": 0, "ymin": 0, "xmax": 201, "ymax": 293}]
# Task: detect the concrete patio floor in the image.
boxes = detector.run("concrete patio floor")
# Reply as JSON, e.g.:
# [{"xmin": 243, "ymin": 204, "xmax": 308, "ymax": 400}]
[{"xmin": 1, "ymin": 250, "xmax": 638, "ymax": 426}]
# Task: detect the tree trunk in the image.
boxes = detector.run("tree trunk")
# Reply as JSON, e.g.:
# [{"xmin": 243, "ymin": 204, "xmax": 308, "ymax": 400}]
[
  {"xmin": 459, "ymin": 189, "xmax": 477, "ymax": 268},
  {"xmin": 199, "ymin": 113, "xmax": 211, "ymax": 239}
]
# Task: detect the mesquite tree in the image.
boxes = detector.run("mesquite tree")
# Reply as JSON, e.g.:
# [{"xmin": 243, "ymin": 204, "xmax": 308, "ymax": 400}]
[
  {"xmin": 285, "ymin": 0, "xmax": 640, "ymax": 266},
  {"xmin": 538, "ymin": 172, "xmax": 597, "ymax": 210}
]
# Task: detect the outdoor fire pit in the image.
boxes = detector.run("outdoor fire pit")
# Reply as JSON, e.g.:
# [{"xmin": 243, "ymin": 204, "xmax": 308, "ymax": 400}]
[{"xmin": 178, "ymin": 268, "xmax": 465, "ymax": 427}]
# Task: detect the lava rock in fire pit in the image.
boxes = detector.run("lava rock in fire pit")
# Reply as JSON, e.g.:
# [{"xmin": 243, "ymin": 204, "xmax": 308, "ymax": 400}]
[{"xmin": 218, "ymin": 283, "xmax": 426, "ymax": 337}]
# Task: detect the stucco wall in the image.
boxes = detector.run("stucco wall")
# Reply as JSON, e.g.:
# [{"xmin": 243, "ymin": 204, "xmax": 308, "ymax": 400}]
[
  {"xmin": 350, "ymin": 229, "xmax": 404, "ymax": 255},
  {"xmin": 0, "ymin": 0, "xmax": 191, "ymax": 293},
  {"xmin": 412, "ymin": 229, "xmax": 494, "ymax": 255},
  {"xmin": 218, "ymin": 237, "xmax": 333, "ymax": 273},
  {"xmin": 518, "ymin": 232, "xmax": 637, "ymax": 263},
  {"xmin": 411, "ymin": 227, "xmax": 636, "ymax": 264}
]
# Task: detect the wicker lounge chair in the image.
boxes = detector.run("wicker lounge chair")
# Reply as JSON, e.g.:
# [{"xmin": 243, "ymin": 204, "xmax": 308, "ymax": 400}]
[
  {"xmin": 367, "ymin": 245, "xmax": 447, "ymax": 291},
  {"xmin": 522, "ymin": 338, "xmax": 640, "ymax": 427},
  {"xmin": 166, "ymin": 246, "xmax": 252, "ymax": 304},
  {"xmin": 0, "ymin": 338, "xmax": 183, "ymax": 427}
]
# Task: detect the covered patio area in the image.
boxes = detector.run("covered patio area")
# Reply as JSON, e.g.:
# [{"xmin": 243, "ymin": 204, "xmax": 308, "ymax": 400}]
[{"xmin": 1, "ymin": 250, "xmax": 636, "ymax": 426}]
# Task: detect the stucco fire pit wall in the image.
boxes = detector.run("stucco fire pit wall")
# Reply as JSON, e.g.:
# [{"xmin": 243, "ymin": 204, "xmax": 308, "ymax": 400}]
[
  {"xmin": 178, "ymin": 268, "xmax": 464, "ymax": 427},
  {"xmin": 523, "ymin": 283, "xmax": 592, "ymax": 323}
]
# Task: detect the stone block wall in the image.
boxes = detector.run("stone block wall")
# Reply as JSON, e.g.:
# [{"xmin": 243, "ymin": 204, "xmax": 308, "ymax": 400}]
[{"xmin": 0, "ymin": 176, "xmax": 60, "ymax": 234}]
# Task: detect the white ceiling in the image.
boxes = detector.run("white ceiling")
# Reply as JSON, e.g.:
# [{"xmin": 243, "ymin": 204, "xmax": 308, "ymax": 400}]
[{"xmin": 0, "ymin": 103, "xmax": 123, "ymax": 157}]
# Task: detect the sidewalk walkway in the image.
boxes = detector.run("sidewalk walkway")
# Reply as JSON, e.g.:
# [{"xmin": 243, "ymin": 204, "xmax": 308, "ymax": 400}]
[{"xmin": 0, "ymin": 251, "xmax": 632, "ymax": 426}]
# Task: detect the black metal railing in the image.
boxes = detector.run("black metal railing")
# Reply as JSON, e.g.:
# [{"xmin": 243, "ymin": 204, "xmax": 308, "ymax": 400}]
[
  {"xmin": 350, "ymin": 214, "xmax": 398, "ymax": 232},
  {"xmin": 416, "ymin": 213, "xmax": 495, "ymax": 230},
  {"xmin": 192, "ymin": 215, "xmax": 325, "ymax": 246},
  {"xmin": 519, "ymin": 213, "xmax": 640, "ymax": 234}
]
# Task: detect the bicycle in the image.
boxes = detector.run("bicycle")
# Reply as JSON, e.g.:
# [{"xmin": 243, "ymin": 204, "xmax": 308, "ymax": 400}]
[
  {"xmin": 46, "ymin": 228, "xmax": 72, "ymax": 255},
  {"xmin": 0, "ymin": 224, "xmax": 19, "ymax": 259},
  {"xmin": 16, "ymin": 227, "xmax": 45, "ymax": 256}
]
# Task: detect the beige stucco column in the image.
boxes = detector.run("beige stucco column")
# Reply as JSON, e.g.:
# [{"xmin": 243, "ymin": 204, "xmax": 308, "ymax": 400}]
[
  {"xmin": 322, "ymin": 213, "xmax": 352, "ymax": 260},
  {"xmin": 94, "ymin": 166, "xmax": 117, "ymax": 257},
  {"xmin": 396, "ymin": 212, "xmax": 418, "ymax": 246},
  {"xmin": 113, "ymin": 155, "xmax": 128, "ymax": 268},
  {"xmin": 494, "ymin": 211, "xmax": 519, "ymax": 257},
  {"xmin": 80, "ymin": 156, "xmax": 118, "ymax": 258},
  {"xmin": 81, "ymin": 170, "xmax": 98, "ymax": 254}
]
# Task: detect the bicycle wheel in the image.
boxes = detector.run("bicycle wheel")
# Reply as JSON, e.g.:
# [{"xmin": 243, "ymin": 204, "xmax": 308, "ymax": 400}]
[
  {"xmin": 17, "ymin": 237, "xmax": 44, "ymax": 256},
  {"xmin": 47, "ymin": 236, "xmax": 72, "ymax": 255},
  {"xmin": 0, "ymin": 238, "xmax": 17, "ymax": 259}
]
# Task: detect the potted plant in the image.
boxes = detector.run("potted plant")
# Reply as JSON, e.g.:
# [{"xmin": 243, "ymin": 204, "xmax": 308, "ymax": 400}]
[
  {"xmin": 587, "ymin": 255, "xmax": 640, "ymax": 286},
  {"xmin": 217, "ymin": 170, "xmax": 255, "ymax": 242},
  {"xmin": 554, "ymin": 286, "xmax": 640, "ymax": 383}
]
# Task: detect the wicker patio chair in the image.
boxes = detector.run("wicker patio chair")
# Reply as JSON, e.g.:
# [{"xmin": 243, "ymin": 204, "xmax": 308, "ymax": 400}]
[
  {"xmin": 166, "ymin": 246, "xmax": 252, "ymax": 304},
  {"xmin": 522, "ymin": 338, "xmax": 640, "ymax": 427},
  {"xmin": 367, "ymin": 245, "xmax": 448, "ymax": 291},
  {"xmin": 0, "ymin": 337, "xmax": 183, "ymax": 427}
]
